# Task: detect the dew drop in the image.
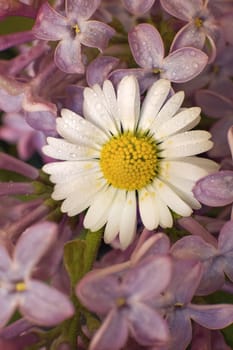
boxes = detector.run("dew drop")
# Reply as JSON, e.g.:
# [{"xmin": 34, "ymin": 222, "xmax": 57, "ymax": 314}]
[
  {"xmin": 70, "ymin": 153, "xmax": 77, "ymax": 158},
  {"xmin": 190, "ymin": 50, "xmax": 196, "ymax": 56},
  {"xmin": 193, "ymin": 63, "xmax": 199, "ymax": 68}
]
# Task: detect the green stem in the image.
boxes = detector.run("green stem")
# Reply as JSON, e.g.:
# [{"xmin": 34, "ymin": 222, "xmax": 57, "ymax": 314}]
[{"xmin": 83, "ymin": 228, "xmax": 103, "ymax": 275}]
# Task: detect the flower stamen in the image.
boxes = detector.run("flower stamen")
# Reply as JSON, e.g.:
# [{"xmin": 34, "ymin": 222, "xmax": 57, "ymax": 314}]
[
  {"xmin": 72, "ymin": 24, "xmax": 81, "ymax": 34},
  {"xmin": 15, "ymin": 281, "xmax": 27, "ymax": 292},
  {"xmin": 100, "ymin": 132, "xmax": 157, "ymax": 190}
]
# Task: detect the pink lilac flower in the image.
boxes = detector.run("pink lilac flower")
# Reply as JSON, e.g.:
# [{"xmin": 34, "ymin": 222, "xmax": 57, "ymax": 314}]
[
  {"xmin": 77, "ymin": 255, "xmax": 172, "ymax": 350},
  {"xmin": 191, "ymin": 323, "xmax": 231, "ymax": 350},
  {"xmin": 194, "ymin": 170, "xmax": 233, "ymax": 207},
  {"xmin": 193, "ymin": 126, "xmax": 233, "ymax": 207},
  {"xmin": 154, "ymin": 259, "xmax": 233, "ymax": 350},
  {"xmin": 160, "ymin": 0, "xmax": 224, "ymax": 61},
  {"xmin": 32, "ymin": 0, "xmax": 115, "ymax": 73},
  {"xmin": 122, "ymin": 0, "xmax": 156, "ymax": 16},
  {"xmin": 111, "ymin": 23, "xmax": 208, "ymax": 91},
  {"xmin": 0, "ymin": 0, "xmax": 38, "ymax": 19},
  {"xmin": 0, "ymin": 112, "xmax": 49, "ymax": 161},
  {"xmin": 171, "ymin": 220, "xmax": 233, "ymax": 295},
  {"xmin": 0, "ymin": 221, "xmax": 74, "ymax": 327}
]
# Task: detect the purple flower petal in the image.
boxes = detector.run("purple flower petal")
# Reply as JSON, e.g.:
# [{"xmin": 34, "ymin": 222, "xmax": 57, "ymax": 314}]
[
  {"xmin": 20, "ymin": 280, "xmax": 74, "ymax": 326},
  {"xmin": 170, "ymin": 23, "xmax": 206, "ymax": 52},
  {"xmin": 166, "ymin": 310, "xmax": 192, "ymax": 350},
  {"xmin": 218, "ymin": 221, "xmax": 233, "ymax": 254},
  {"xmin": 170, "ymin": 260, "xmax": 203, "ymax": 303},
  {"xmin": 32, "ymin": 2, "xmax": 68, "ymax": 41},
  {"xmin": 197, "ymin": 258, "xmax": 225, "ymax": 295},
  {"xmin": 86, "ymin": 56, "xmax": 120, "ymax": 86},
  {"xmin": 193, "ymin": 171, "xmax": 233, "ymax": 207},
  {"xmin": 66, "ymin": 0, "xmax": 101, "ymax": 21},
  {"xmin": 195, "ymin": 90, "xmax": 233, "ymax": 118},
  {"xmin": 0, "ymin": 76, "xmax": 25, "ymax": 113},
  {"xmin": 129, "ymin": 302, "xmax": 169, "ymax": 345},
  {"xmin": 129, "ymin": 24, "xmax": 164, "ymax": 69},
  {"xmin": 0, "ymin": 295, "xmax": 17, "ymax": 328},
  {"xmin": 208, "ymin": 117, "xmax": 232, "ymax": 158},
  {"xmin": 80, "ymin": 20, "xmax": 115, "ymax": 51},
  {"xmin": 189, "ymin": 304, "xmax": 233, "ymax": 329},
  {"xmin": 171, "ymin": 237, "xmax": 224, "ymax": 294},
  {"xmin": 13, "ymin": 222, "xmax": 57, "ymax": 276},
  {"xmin": 109, "ymin": 68, "xmax": 155, "ymax": 94},
  {"xmin": 171, "ymin": 236, "xmax": 217, "ymax": 260},
  {"xmin": 162, "ymin": 47, "xmax": 208, "ymax": 83},
  {"xmin": 131, "ymin": 233, "xmax": 170, "ymax": 262},
  {"xmin": 76, "ymin": 266, "xmax": 125, "ymax": 315},
  {"xmin": 0, "ymin": 246, "xmax": 12, "ymax": 275},
  {"xmin": 24, "ymin": 110, "xmax": 57, "ymax": 135},
  {"xmin": 219, "ymin": 221, "xmax": 233, "ymax": 281},
  {"xmin": 65, "ymin": 85, "xmax": 84, "ymax": 115},
  {"xmin": 0, "ymin": 31, "xmax": 35, "ymax": 51},
  {"xmin": 0, "ymin": 183, "xmax": 35, "ymax": 196},
  {"xmin": 160, "ymin": 0, "xmax": 202, "ymax": 21},
  {"xmin": 90, "ymin": 309, "xmax": 128, "ymax": 350},
  {"xmin": 54, "ymin": 38, "xmax": 84, "ymax": 74},
  {"xmin": 0, "ymin": 89, "xmax": 23, "ymax": 113},
  {"xmin": 0, "ymin": 152, "xmax": 39, "ymax": 179},
  {"xmin": 125, "ymin": 256, "xmax": 172, "ymax": 299},
  {"xmin": 122, "ymin": 0, "xmax": 155, "ymax": 15}
]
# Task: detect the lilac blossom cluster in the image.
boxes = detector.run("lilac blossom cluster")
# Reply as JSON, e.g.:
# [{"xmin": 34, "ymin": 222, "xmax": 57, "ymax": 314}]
[{"xmin": 0, "ymin": 0, "xmax": 233, "ymax": 349}]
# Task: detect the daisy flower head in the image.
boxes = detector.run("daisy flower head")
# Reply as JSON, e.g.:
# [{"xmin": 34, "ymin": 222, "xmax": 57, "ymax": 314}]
[{"xmin": 42, "ymin": 76, "xmax": 218, "ymax": 249}]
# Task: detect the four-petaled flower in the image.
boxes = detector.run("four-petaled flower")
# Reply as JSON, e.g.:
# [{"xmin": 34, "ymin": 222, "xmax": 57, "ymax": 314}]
[
  {"xmin": 0, "ymin": 222, "xmax": 74, "ymax": 327},
  {"xmin": 77, "ymin": 255, "xmax": 172, "ymax": 350},
  {"xmin": 32, "ymin": 0, "xmax": 115, "ymax": 73}
]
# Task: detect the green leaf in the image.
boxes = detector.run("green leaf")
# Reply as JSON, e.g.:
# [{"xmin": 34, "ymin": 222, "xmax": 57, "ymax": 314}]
[
  {"xmin": 64, "ymin": 239, "xmax": 86, "ymax": 286},
  {"xmin": 0, "ymin": 17, "xmax": 34, "ymax": 34}
]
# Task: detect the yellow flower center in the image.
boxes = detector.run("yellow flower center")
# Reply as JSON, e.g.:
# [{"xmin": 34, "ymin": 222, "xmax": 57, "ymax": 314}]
[
  {"xmin": 100, "ymin": 132, "xmax": 157, "ymax": 191},
  {"xmin": 194, "ymin": 17, "xmax": 203, "ymax": 28},
  {"xmin": 72, "ymin": 24, "xmax": 81, "ymax": 34},
  {"xmin": 15, "ymin": 281, "xmax": 27, "ymax": 292}
]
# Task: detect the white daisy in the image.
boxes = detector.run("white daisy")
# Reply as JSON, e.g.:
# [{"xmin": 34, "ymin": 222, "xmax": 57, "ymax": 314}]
[{"xmin": 43, "ymin": 76, "xmax": 218, "ymax": 249}]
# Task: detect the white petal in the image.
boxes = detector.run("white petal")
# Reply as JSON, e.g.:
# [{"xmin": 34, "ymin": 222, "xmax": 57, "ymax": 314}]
[
  {"xmin": 156, "ymin": 194, "xmax": 173, "ymax": 228},
  {"xmin": 43, "ymin": 137, "xmax": 99, "ymax": 160},
  {"xmin": 103, "ymin": 80, "xmax": 120, "ymax": 128},
  {"xmin": 84, "ymin": 186, "xmax": 117, "ymax": 231},
  {"xmin": 158, "ymin": 131, "xmax": 213, "ymax": 158},
  {"xmin": 61, "ymin": 181, "xmax": 105, "ymax": 216},
  {"xmin": 57, "ymin": 109, "xmax": 108, "ymax": 147},
  {"xmin": 117, "ymin": 75, "xmax": 140, "ymax": 132},
  {"xmin": 154, "ymin": 107, "xmax": 201, "ymax": 140},
  {"xmin": 140, "ymin": 79, "xmax": 171, "ymax": 130},
  {"xmin": 159, "ymin": 159, "xmax": 213, "ymax": 182},
  {"xmin": 155, "ymin": 179, "xmax": 192, "ymax": 216},
  {"xmin": 162, "ymin": 175, "xmax": 201, "ymax": 209},
  {"xmin": 138, "ymin": 186, "xmax": 159, "ymax": 230},
  {"xmin": 43, "ymin": 160, "xmax": 99, "ymax": 184},
  {"xmin": 119, "ymin": 191, "xmax": 137, "ymax": 249},
  {"xmin": 178, "ymin": 157, "xmax": 219, "ymax": 173},
  {"xmin": 104, "ymin": 190, "xmax": 126, "ymax": 244},
  {"xmin": 52, "ymin": 172, "xmax": 102, "ymax": 200},
  {"xmin": 151, "ymin": 91, "xmax": 184, "ymax": 131},
  {"xmin": 83, "ymin": 86, "xmax": 118, "ymax": 135}
]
